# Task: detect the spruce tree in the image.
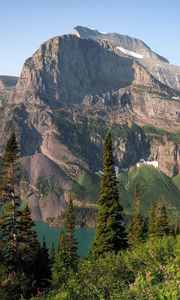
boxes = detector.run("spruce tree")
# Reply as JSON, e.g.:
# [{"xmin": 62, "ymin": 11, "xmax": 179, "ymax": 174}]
[
  {"xmin": 0, "ymin": 133, "xmax": 41, "ymax": 298},
  {"xmin": 0, "ymin": 132, "xmax": 22, "ymax": 273},
  {"xmin": 93, "ymin": 132, "xmax": 127, "ymax": 256},
  {"xmin": 128, "ymin": 183, "xmax": 146, "ymax": 246},
  {"xmin": 153, "ymin": 197, "xmax": 170, "ymax": 236},
  {"xmin": 18, "ymin": 206, "xmax": 39, "ymax": 274},
  {"xmin": 64, "ymin": 194, "xmax": 78, "ymax": 270},
  {"xmin": 52, "ymin": 196, "xmax": 79, "ymax": 285},
  {"xmin": 34, "ymin": 237, "xmax": 51, "ymax": 289},
  {"xmin": 52, "ymin": 231, "xmax": 67, "ymax": 285},
  {"xmin": 148, "ymin": 197, "xmax": 170, "ymax": 237}
]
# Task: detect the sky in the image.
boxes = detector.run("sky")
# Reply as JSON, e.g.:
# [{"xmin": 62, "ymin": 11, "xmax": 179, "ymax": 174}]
[{"xmin": 0, "ymin": 0, "xmax": 180, "ymax": 76}]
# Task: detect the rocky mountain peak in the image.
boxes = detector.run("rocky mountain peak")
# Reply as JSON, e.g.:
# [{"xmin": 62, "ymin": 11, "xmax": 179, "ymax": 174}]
[
  {"xmin": 1, "ymin": 27, "xmax": 180, "ymax": 221},
  {"xmin": 72, "ymin": 26, "xmax": 169, "ymax": 63}
]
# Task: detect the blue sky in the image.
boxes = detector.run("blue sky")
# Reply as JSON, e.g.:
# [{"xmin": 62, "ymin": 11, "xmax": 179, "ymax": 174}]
[{"xmin": 0, "ymin": 0, "xmax": 180, "ymax": 76}]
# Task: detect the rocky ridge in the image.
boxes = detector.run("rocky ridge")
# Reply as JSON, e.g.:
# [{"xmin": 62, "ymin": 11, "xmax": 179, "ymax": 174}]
[{"xmin": 0, "ymin": 27, "xmax": 180, "ymax": 222}]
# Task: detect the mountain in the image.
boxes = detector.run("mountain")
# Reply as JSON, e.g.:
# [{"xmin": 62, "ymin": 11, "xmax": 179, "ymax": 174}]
[
  {"xmin": 72, "ymin": 26, "xmax": 180, "ymax": 91},
  {"xmin": 0, "ymin": 26, "xmax": 180, "ymax": 222}
]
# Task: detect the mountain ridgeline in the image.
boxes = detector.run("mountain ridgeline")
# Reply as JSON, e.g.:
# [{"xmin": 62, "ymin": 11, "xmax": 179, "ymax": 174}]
[{"xmin": 0, "ymin": 26, "xmax": 180, "ymax": 222}]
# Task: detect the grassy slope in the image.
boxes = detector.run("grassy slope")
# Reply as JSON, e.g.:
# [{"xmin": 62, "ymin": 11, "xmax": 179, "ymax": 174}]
[{"xmin": 118, "ymin": 165, "xmax": 180, "ymax": 218}]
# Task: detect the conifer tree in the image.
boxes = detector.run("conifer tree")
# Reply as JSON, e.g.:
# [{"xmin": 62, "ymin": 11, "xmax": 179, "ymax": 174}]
[
  {"xmin": 0, "ymin": 132, "xmax": 22, "ymax": 273},
  {"xmin": 153, "ymin": 198, "xmax": 170, "ymax": 236},
  {"xmin": 0, "ymin": 133, "xmax": 41, "ymax": 298},
  {"xmin": 52, "ymin": 196, "xmax": 79, "ymax": 285},
  {"xmin": 18, "ymin": 205, "xmax": 39, "ymax": 274},
  {"xmin": 148, "ymin": 197, "xmax": 170, "ymax": 237},
  {"xmin": 34, "ymin": 237, "xmax": 51, "ymax": 289},
  {"xmin": 64, "ymin": 194, "xmax": 78, "ymax": 270},
  {"xmin": 52, "ymin": 230, "xmax": 67, "ymax": 285},
  {"xmin": 128, "ymin": 183, "xmax": 146, "ymax": 246},
  {"xmin": 93, "ymin": 132, "xmax": 127, "ymax": 256}
]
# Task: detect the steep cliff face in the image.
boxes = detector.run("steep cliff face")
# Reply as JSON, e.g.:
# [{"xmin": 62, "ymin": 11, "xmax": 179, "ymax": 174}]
[
  {"xmin": 72, "ymin": 26, "xmax": 180, "ymax": 91},
  {"xmin": 1, "ymin": 27, "xmax": 180, "ymax": 221}
]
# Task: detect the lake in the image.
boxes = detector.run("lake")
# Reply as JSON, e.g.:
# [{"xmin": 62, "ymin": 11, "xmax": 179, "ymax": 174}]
[{"xmin": 35, "ymin": 221, "xmax": 95, "ymax": 256}]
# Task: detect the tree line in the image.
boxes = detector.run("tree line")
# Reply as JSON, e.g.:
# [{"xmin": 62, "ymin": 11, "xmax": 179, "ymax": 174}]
[{"xmin": 0, "ymin": 132, "xmax": 179, "ymax": 299}]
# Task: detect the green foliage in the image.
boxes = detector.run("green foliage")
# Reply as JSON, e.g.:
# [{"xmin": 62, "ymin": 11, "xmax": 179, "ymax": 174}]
[
  {"xmin": 0, "ymin": 133, "xmax": 48, "ymax": 298},
  {"xmin": 72, "ymin": 170, "xmax": 99, "ymax": 202},
  {"xmin": 35, "ymin": 176, "xmax": 63, "ymax": 197},
  {"xmin": 172, "ymin": 173, "xmax": 180, "ymax": 190},
  {"xmin": 93, "ymin": 132, "xmax": 127, "ymax": 256},
  {"xmin": 37, "ymin": 236, "xmax": 180, "ymax": 300},
  {"xmin": 64, "ymin": 195, "xmax": 79, "ymax": 270},
  {"xmin": 128, "ymin": 183, "xmax": 146, "ymax": 246},
  {"xmin": 117, "ymin": 165, "xmax": 180, "ymax": 219},
  {"xmin": 52, "ymin": 196, "xmax": 78, "ymax": 286},
  {"xmin": 50, "ymin": 241, "xmax": 55, "ymax": 264},
  {"xmin": 151, "ymin": 198, "xmax": 170, "ymax": 237},
  {"xmin": 143, "ymin": 124, "xmax": 180, "ymax": 144}
]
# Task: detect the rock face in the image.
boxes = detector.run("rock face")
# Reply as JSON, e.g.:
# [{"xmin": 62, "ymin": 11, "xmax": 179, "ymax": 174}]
[
  {"xmin": 72, "ymin": 26, "xmax": 180, "ymax": 91},
  {"xmin": 1, "ymin": 26, "xmax": 180, "ymax": 221}
]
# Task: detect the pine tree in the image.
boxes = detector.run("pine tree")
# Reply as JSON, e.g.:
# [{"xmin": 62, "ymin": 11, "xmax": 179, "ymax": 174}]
[
  {"xmin": 128, "ymin": 183, "xmax": 146, "ymax": 246},
  {"xmin": 52, "ymin": 231, "xmax": 67, "ymax": 285},
  {"xmin": 153, "ymin": 198, "xmax": 170, "ymax": 236},
  {"xmin": 148, "ymin": 197, "xmax": 170, "ymax": 237},
  {"xmin": 0, "ymin": 132, "xmax": 22, "ymax": 273},
  {"xmin": 18, "ymin": 206, "xmax": 39, "ymax": 274},
  {"xmin": 0, "ymin": 133, "xmax": 41, "ymax": 298},
  {"xmin": 93, "ymin": 132, "xmax": 127, "ymax": 256},
  {"xmin": 64, "ymin": 194, "xmax": 78, "ymax": 270},
  {"xmin": 34, "ymin": 237, "xmax": 51, "ymax": 289},
  {"xmin": 52, "ymin": 196, "xmax": 79, "ymax": 285}
]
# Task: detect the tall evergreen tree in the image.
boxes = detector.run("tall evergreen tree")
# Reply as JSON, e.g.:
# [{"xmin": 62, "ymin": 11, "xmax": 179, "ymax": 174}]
[
  {"xmin": 153, "ymin": 198, "xmax": 170, "ymax": 236},
  {"xmin": 52, "ymin": 196, "xmax": 79, "ymax": 285},
  {"xmin": 0, "ymin": 132, "xmax": 22, "ymax": 273},
  {"xmin": 148, "ymin": 197, "xmax": 170, "ymax": 237},
  {"xmin": 18, "ymin": 206, "xmax": 39, "ymax": 274},
  {"xmin": 128, "ymin": 182, "xmax": 146, "ymax": 246},
  {"xmin": 64, "ymin": 194, "xmax": 78, "ymax": 271},
  {"xmin": 93, "ymin": 132, "xmax": 127, "ymax": 256},
  {"xmin": 34, "ymin": 237, "xmax": 51, "ymax": 289},
  {"xmin": 0, "ymin": 133, "xmax": 41, "ymax": 298}
]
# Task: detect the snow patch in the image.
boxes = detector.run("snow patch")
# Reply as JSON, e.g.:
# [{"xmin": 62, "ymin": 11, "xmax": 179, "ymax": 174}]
[
  {"xmin": 117, "ymin": 46, "xmax": 144, "ymax": 59},
  {"xmin": 99, "ymin": 31, "xmax": 107, "ymax": 34},
  {"xmin": 136, "ymin": 160, "xmax": 158, "ymax": 168}
]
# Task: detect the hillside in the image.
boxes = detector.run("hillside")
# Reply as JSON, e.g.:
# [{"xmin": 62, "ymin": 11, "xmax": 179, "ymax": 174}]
[{"xmin": 118, "ymin": 165, "xmax": 180, "ymax": 219}]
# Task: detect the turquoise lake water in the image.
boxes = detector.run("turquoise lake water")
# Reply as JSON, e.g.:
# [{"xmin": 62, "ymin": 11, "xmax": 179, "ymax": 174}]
[{"xmin": 35, "ymin": 221, "xmax": 95, "ymax": 256}]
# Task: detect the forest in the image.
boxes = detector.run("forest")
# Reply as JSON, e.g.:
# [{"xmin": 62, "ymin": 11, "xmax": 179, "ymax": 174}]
[{"xmin": 0, "ymin": 132, "xmax": 179, "ymax": 300}]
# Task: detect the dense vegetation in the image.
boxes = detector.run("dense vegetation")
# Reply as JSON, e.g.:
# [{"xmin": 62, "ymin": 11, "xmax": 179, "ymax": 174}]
[{"xmin": 0, "ymin": 132, "xmax": 179, "ymax": 299}]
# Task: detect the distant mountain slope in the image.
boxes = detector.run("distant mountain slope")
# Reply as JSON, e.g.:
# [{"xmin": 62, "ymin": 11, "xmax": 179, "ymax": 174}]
[{"xmin": 118, "ymin": 165, "xmax": 180, "ymax": 218}]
